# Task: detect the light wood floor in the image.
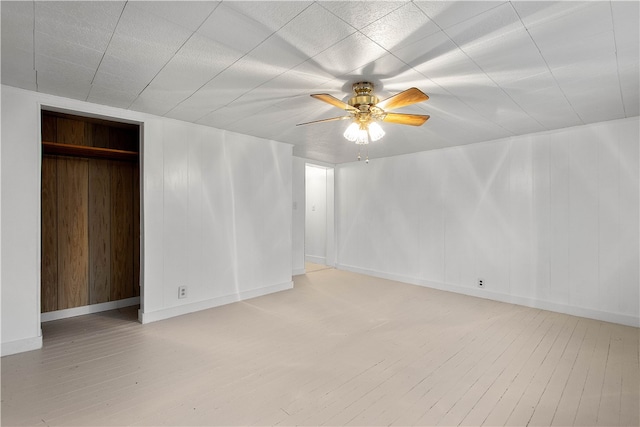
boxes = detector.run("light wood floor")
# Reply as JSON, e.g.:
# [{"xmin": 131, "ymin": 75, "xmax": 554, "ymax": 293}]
[{"xmin": 2, "ymin": 267, "xmax": 639, "ymax": 426}]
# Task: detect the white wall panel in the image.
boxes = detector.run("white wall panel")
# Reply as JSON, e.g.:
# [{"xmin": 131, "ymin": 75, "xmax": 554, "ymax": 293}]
[
  {"xmin": 509, "ymin": 138, "xmax": 534, "ymax": 298},
  {"xmin": 532, "ymin": 135, "xmax": 551, "ymax": 303},
  {"xmin": 547, "ymin": 133, "xmax": 570, "ymax": 305},
  {"xmin": 141, "ymin": 117, "xmax": 165, "ymax": 313},
  {"xmin": 618, "ymin": 120, "xmax": 640, "ymax": 317},
  {"xmin": 1, "ymin": 86, "xmax": 294, "ymax": 354},
  {"xmin": 568, "ymin": 129, "xmax": 599, "ymax": 310},
  {"xmin": 1, "ymin": 87, "xmax": 42, "ymax": 352},
  {"xmin": 417, "ymin": 153, "xmax": 445, "ymax": 284},
  {"xmin": 337, "ymin": 117, "xmax": 640, "ymax": 326}
]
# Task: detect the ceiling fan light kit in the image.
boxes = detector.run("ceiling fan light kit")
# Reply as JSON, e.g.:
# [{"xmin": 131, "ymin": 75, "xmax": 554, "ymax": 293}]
[{"xmin": 298, "ymin": 82, "xmax": 430, "ymax": 161}]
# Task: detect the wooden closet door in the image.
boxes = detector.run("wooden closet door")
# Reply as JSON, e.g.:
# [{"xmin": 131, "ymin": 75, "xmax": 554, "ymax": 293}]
[
  {"xmin": 41, "ymin": 155, "xmax": 58, "ymax": 312},
  {"xmin": 89, "ymin": 159, "xmax": 111, "ymax": 304},
  {"xmin": 57, "ymin": 157, "xmax": 89, "ymax": 309},
  {"xmin": 111, "ymin": 161, "xmax": 134, "ymax": 301}
]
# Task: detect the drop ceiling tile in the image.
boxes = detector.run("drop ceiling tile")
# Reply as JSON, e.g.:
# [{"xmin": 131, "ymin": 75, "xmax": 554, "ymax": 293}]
[
  {"xmin": 291, "ymin": 59, "xmax": 345, "ymax": 83},
  {"xmin": 128, "ymin": 1, "xmax": 219, "ymax": 32},
  {"xmin": 87, "ymin": 85, "xmax": 138, "ymax": 109},
  {"xmin": 1, "ymin": 47, "xmax": 36, "ymax": 91},
  {"xmin": 35, "ymin": 4, "xmax": 116, "ymax": 52},
  {"xmin": 172, "ymin": 56, "xmax": 284, "ymax": 114},
  {"xmin": 37, "ymin": 78, "xmax": 92, "ymax": 101},
  {"xmin": 101, "ymin": 34, "xmax": 174, "ymax": 81},
  {"xmin": 164, "ymin": 105, "xmax": 211, "ymax": 123},
  {"xmin": 198, "ymin": 3, "xmax": 271, "ymax": 54},
  {"xmin": 444, "ymin": 2, "xmax": 522, "ymax": 49},
  {"xmin": 231, "ymin": 70, "xmax": 330, "ymax": 109},
  {"xmin": 150, "ymin": 34, "xmax": 243, "ymax": 92},
  {"xmin": 35, "ymin": 32, "xmax": 104, "ymax": 70},
  {"xmin": 118, "ymin": 3, "xmax": 193, "ymax": 49},
  {"xmin": 36, "ymin": 1, "xmax": 124, "ymax": 32},
  {"xmin": 360, "ymin": 2, "xmax": 440, "ymax": 51},
  {"xmin": 612, "ymin": 1, "xmax": 640, "ymax": 52},
  {"xmin": 392, "ymin": 30, "xmax": 458, "ymax": 70},
  {"xmin": 1, "ymin": 2, "xmax": 34, "ymax": 52},
  {"xmin": 570, "ymin": 95, "xmax": 625, "ymax": 124},
  {"xmin": 92, "ymin": 67, "xmax": 150, "ymax": 94},
  {"xmin": 524, "ymin": 2, "xmax": 612, "ymax": 52},
  {"xmin": 512, "ymin": 1, "xmax": 591, "ymax": 29},
  {"xmin": 35, "ymin": 54, "xmax": 95, "ymax": 86},
  {"xmin": 196, "ymin": 103, "xmax": 272, "ymax": 129},
  {"xmin": 458, "ymin": 28, "xmax": 547, "ymax": 85},
  {"xmin": 130, "ymin": 86, "xmax": 185, "ymax": 117},
  {"xmin": 320, "ymin": 1, "xmax": 406, "ymax": 30},
  {"xmin": 536, "ymin": 30, "xmax": 616, "ymax": 71},
  {"xmin": 414, "ymin": 1, "xmax": 505, "ymax": 29},
  {"xmin": 306, "ymin": 32, "xmax": 387, "ymax": 77},
  {"xmin": 225, "ymin": 1, "xmax": 313, "ymax": 33},
  {"xmin": 277, "ymin": 3, "xmax": 356, "ymax": 58},
  {"xmin": 248, "ymin": 34, "xmax": 310, "ymax": 73}
]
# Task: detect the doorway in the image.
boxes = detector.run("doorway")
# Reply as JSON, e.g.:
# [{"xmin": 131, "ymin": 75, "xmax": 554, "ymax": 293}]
[
  {"xmin": 40, "ymin": 110, "xmax": 141, "ymax": 322},
  {"xmin": 305, "ymin": 164, "xmax": 335, "ymax": 271}
]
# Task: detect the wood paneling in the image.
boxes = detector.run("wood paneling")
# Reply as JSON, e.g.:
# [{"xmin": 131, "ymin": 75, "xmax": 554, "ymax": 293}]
[
  {"xmin": 111, "ymin": 161, "xmax": 134, "ymax": 301},
  {"xmin": 57, "ymin": 157, "xmax": 89, "ymax": 309},
  {"xmin": 57, "ymin": 118, "xmax": 86, "ymax": 146},
  {"xmin": 42, "ymin": 111, "xmax": 140, "ymax": 312},
  {"xmin": 109, "ymin": 127, "xmax": 138, "ymax": 152},
  {"xmin": 41, "ymin": 156, "xmax": 58, "ymax": 313},
  {"xmin": 90, "ymin": 123, "xmax": 110, "ymax": 148},
  {"xmin": 89, "ymin": 159, "xmax": 111, "ymax": 304},
  {"xmin": 41, "ymin": 114, "xmax": 57, "ymax": 142}
]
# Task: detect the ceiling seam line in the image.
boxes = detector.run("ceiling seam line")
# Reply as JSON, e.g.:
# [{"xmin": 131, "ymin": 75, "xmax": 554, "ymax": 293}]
[
  {"xmin": 127, "ymin": 1, "xmax": 223, "ymax": 110},
  {"xmin": 608, "ymin": 1, "xmax": 628, "ymax": 118},
  {"xmin": 509, "ymin": 1, "xmax": 585, "ymax": 126},
  {"xmin": 87, "ymin": 1, "xmax": 128, "ymax": 102},
  {"xmin": 165, "ymin": 1, "xmax": 317, "ymax": 120}
]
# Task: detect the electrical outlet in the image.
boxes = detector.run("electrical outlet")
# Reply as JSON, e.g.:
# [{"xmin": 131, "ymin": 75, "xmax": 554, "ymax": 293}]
[
  {"xmin": 178, "ymin": 285, "xmax": 187, "ymax": 299},
  {"xmin": 478, "ymin": 278, "xmax": 484, "ymax": 288}
]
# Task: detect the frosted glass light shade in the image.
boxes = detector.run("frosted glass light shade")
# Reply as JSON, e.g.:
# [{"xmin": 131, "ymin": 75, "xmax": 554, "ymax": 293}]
[
  {"xmin": 368, "ymin": 122, "xmax": 385, "ymax": 141},
  {"xmin": 343, "ymin": 122, "xmax": 359, "ymax": 141}
]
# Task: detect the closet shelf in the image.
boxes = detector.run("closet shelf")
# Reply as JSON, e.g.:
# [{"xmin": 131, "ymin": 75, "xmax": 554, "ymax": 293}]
[{"xmin": 42, "ymin": 141, "xmax": 139, "ymax": 161}]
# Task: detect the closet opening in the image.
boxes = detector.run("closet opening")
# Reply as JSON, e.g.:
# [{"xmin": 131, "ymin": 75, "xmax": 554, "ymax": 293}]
[{"xmin": 40, "ymin": 109, "xmax": 141, "ymax": 323}]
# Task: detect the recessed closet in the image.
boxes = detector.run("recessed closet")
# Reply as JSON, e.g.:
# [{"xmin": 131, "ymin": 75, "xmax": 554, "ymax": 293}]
[{"xmin": 41, "ymin": 110, "xmax": 140, "ymax": 313}]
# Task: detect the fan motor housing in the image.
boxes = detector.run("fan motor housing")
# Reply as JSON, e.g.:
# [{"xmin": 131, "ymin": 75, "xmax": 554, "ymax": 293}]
[{"xmin": 349, "ymin": 81, "xmax": 378, "ymax": 111}]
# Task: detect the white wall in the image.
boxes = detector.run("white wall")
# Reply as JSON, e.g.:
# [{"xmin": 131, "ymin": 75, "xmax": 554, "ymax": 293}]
[
  {"xmin": 1, "ymin": 85, "xmax": 293, "ymax": 355},
  {"xmin": 337, "ymin": 117, "xmax": 640, "ymax": 327}
]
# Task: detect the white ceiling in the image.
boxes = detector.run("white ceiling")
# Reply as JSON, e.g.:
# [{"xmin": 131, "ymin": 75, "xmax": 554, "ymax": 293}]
[{"xmin": 2, "ymin": 1, "xmax": 638, "ymax": 163}]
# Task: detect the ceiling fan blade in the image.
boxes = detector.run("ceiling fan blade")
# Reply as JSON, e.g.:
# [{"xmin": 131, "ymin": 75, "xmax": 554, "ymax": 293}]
[
  {"xmin": 383, "ymin": 113, "xmax": 430, "ymax": 126},
  {"xmin": 376, "ymin": 87, "xmax": 429, "ymax": 111},
  {"xmin": 296, "ymin": 116, "xmax": 353, "ymax": 126},
  {"xmin": 310, "ymin": 94, "xmax": 358, "ymax": 111}
]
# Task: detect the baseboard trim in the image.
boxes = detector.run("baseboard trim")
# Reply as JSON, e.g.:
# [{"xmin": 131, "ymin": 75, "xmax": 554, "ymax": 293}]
[
  {"xmin": 293, "ymin": 268, "xmax": 306, "ymax": 276},
  {"xmin": 336, "ymin": 264, "xmax": 640, "ymax": 328},
  {"xmin": 1, "ymin": 335, "xmax": 43, "ymax": 357},
  {"xmin": 140, "ymin": 281, "xmax": 294, "ymax": 324},
  {"xmin": 305, "ymin": 255, "xmax": 326, "ymax": 265},
  {"xmin": 41, "ymin": 297, "xmax": 141, "ymax": 322}
]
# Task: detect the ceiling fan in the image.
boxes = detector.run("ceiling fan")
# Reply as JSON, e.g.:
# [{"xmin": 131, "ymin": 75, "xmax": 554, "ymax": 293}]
[{"xmin": 297, "ymin": 82, "xmax": 430, "ymax": 151}]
